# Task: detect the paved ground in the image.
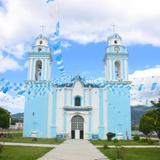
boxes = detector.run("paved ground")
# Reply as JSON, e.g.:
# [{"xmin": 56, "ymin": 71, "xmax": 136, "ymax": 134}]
[
  {"xmin": 38, "ymin": 140, "xmax": 108, "ymax": 160},
  {"xmin": 0, "ymin": 142, "xmax": 57, "ymax": 148}
]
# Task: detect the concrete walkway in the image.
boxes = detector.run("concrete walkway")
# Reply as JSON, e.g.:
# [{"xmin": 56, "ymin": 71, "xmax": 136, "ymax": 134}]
[
  {"xmin": 0, "ymin": 142, "xmax": 57, "ymax": 148},
  {"xmin": 38, "ymin": 140, "xmax": 108, "ymax": 160}
]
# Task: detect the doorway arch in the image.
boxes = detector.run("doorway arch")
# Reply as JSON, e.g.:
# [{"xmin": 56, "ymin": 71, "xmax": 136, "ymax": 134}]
[{"xmin": 71, "ymin": 115, "xmax": 84, "ymax": 139}]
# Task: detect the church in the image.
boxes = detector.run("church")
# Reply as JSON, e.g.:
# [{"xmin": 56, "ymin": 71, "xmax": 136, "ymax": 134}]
[{"xmin": 23, "ymin": 32, "xmax": 131, "ymax": 140}]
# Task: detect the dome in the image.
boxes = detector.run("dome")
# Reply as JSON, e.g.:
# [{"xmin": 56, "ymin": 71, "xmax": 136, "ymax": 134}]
[
  {"xmin": 35, "ymin": 34, "xmax": 49, "ymax": 47},
  {"xmin": 108, "ymin": 33, "xmax": 122, "ymax": 46}
]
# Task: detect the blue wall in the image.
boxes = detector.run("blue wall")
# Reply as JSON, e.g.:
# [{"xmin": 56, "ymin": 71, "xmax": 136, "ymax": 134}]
[
  {"xmin": 23, "ymin": 94, "xmax": 49, "ymax": 138},
  {"xmin": 107, "ymin": 84, "xmax": 131, "ymax": 139}
]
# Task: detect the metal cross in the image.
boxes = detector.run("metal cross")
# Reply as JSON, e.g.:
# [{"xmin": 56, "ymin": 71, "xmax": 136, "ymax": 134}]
[
  {"xmin": 111, "ymin": 24, "xmax": 117, "ymax": 33},
  {"xmin": 40, "ymin": 25, "xmax": 47, "ymax": 33}
]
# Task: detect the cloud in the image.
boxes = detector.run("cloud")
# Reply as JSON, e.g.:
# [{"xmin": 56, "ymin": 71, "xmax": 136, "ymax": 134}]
[
  {"xmin": 129, "ymin": 66, "xmax": 160, "ymax": 106},
  {"xmin": 61, "ymin": 41, "xmax": 71, "ymax": 48},
  {"xmin": 0, "ymin": 0, "xmax": 160, "ymax": 47},
  {"xmin": 0, "ymin": 55, "xmax": 22, "ymax": 73},
  {"xmin": 2, "ymin": 43, "xmax": 27, "ymax": 59},
  {"xmin": 0, "ymin": 92, "xmax": 24, "ymax": 113}
]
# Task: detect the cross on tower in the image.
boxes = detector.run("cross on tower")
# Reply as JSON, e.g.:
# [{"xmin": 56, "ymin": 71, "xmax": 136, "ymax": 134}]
[
  {"xmin": 111, "ymin": 24, "xmax": 117, "ymax": 33},
  {"xmin": 40, "ymin": 25, "xmax": 47, "ymax": 34}
]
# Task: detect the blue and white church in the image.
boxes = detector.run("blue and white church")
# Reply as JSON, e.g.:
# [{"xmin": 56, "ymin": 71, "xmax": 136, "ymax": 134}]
[{"xmin": 23, "ymin": 33, "xmax": 131, "ymax": 140}]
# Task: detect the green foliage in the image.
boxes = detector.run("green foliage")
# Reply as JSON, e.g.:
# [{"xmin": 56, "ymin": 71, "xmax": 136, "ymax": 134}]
[
  {"xmin": 139, "ymin": 108, "xmax": 160, "ymax": 140},
  {"xmin": 90, "ymin": 139, "xmax": 158, "ymax": 146},
  {"xmin": 0, "ymin": 133, "xmax": 64, "ymax": 144},
  {"xmin": 100, "ymin": 148, "xmax": 160, "ymax": 160},
  {"xmin": 147, "ymin": 139, "xmax": 154, "ymax": 145},
  {"xmin": 133, "ymin": 135, "xmax": 140, "ymax": 141},
  {"xmin": 113, "ymin": 138, "xmax": 118, "ymax": 144},
  {"xmin": 139, "ymin": 110, "xmax": 155, "ymax": 137},
  {"xmin": 106, "ymin": 132, "xmax": 116, "ymax": 141},
  {"xmin": 0, "ymin": 146, "xmax": 52, "ymax": 160},
  {"xmin": 140, "ymin": 138, "xmax": 154, "ymax": 145},
  {"xmin": 0, "ymin": 144, "xmax": 3, "ymax": 154},
  {"xmin": 103, "ymin": 144, "xmax": 109, "ymax": 149},
  {"xmin": 0, "ymin": 107, "xmax": 10, "ymax": 129},
  {"xmin": 115, "ymin": 145, "xmax": 125, "ymax": 160},
  {"xmin": 11, "ymin": 118, "xmax": 23, "ymax": 125}
]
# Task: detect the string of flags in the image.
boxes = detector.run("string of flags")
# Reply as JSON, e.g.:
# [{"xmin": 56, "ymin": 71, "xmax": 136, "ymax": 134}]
[
  {"xmin": 45, "ymin": 0, "xmax": 67, "ymax": 78},
  {"xmin": 46, "ymin": 0, "xmax": 55, "ymax": 3},
  {"xmin": 0, "ymin": 76, "xmax": 159, "ymax": 97},
  {"xmin": 49, "ymin": 22, "xmax": 67, "ymax": 79}
]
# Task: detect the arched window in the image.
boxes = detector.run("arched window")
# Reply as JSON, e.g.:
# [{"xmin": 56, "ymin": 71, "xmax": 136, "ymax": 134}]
[
  {"xmin": 115, "ymin": 61, "xmax": 121, "ymax": 80},
  {"xmin": 74, "ymin": 96, "xmax": 81, "ymax": 106},
  {"xmin": 35, "ymin": 60, "xmax": 42, "ymax": 81}
]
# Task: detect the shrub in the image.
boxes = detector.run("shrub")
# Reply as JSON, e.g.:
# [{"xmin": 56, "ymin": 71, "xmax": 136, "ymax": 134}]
[
  {"xmin": 133, "ymin": 135, "xmax": 140, "ymax": 141},
  {"xmin": 0, "ymin": 144, "xmax": 3, "ymax": 154},
  {"xmin": 140, "ymin": 138, "xmax": 147, "ymax": 143},
  {"xmin": 106, "ymin": 132, "xmax": 116, "ymax": 141},
  {"xmin": 115, "ymin": 145, "xmax": 125, "ymax": 160},
  {"xmin": 103, "ymin": 144, "xmax": 109, "ymax": 149},
  {"xmin": 147, "ymin": 139, "xmax": 154, "ymax": 145},
  {"xmin": 113, "ymin": 138, "xmax": 118, "ymax": 144},
  {"xmin": 140, "ymin": 138, "xmax": 155, "ymax": 145}
]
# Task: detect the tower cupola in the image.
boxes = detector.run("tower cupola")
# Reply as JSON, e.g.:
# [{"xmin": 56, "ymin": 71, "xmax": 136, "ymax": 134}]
[{"xmin": 27, "ymin": 34, "xmax": 52, "ymax": 81}]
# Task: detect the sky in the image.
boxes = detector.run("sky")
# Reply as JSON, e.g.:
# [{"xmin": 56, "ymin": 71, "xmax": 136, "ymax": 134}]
[{"xmin": 0, "ymin": 0, "xmax": 160, "ymax": 113}]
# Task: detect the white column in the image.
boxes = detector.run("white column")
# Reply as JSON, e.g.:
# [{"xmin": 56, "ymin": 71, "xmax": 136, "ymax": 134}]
[
  {"xmin": 44, "ymin": 59, "xmax": 48, "ymax": 80},
  {"xmin": 32, "ymin": 59, "xmax": 36, "ymax": 80},
  {"xmin": 28, "ymin": 59, "xmax": 32, "ymax": 80},
  {"xmin": 124, "ymin": 59, "xmax": 128, "ymax": 81},
  {"xmin": 109, "ymin": 59, "xmax": 112, "ymax": 81},
  {"xmin": 48, "ymin": 61, "xmax": 51, "ymax": 80}
]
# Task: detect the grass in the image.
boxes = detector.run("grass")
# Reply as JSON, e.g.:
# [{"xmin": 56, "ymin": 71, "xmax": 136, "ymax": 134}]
[
  {"xmin": 90, "ymin": 140, "xmax": 159, "ymax": 146},
  {"xmin": 0, "ymin": 133, "xmax": 64, "ymax": 144},
  {"xmin": 99, "ymin": 148, "xmax": 160, "ymax": 160},
  {"xmin": 0, "ymin": 146, "xmax": 52, "ymax": 160}
]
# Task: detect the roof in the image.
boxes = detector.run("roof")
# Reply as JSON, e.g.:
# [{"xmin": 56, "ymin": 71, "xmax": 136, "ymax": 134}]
[
  {"xmin": 108, "ymin": 33, "xmax": 122, "ymax": 41},
  {"xmin": 54, "ymin": 75, "xmax": 106, "ymax": 88}
]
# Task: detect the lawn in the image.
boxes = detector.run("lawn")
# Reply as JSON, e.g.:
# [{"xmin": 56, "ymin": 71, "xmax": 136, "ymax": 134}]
[
  {"xmin": 0, "ymin": 133, "xmax": 64, "ymax": 144},
  {"xmin": 99, "ymin": 148, "xmax": 160, "ymax": 160},
  {"xmin": 90, "ymin": 140, "xmax": 159, "ymax": 146},
  {"xmin": 0, "ymin": 146, "xmax": 52, "ymax": 160}
]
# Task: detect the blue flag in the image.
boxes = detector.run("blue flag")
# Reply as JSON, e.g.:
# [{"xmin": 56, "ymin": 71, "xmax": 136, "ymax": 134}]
[
  {"xmin": 46, "ymin": 0, "xmax": 55, "ymax": 3},
  {"xmin": 138, "ymin": 84, "xmax": 143, "ymax": 91},
  {"xmin": 54, "ymin": 21, "xmax": 60, "ymax": 37},
  {"xmin": 151, "ymin": 83, "xmax": 157, "ymax": 90}
]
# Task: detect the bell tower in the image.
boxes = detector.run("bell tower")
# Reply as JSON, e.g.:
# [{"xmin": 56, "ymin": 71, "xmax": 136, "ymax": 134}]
[
  {"xmin": 28, "ymin": 34, "xmax": 52, "ymax": 81},
  {"xmin": 104, "ymin": 33, "xmax": 129, "ymax": 81}
]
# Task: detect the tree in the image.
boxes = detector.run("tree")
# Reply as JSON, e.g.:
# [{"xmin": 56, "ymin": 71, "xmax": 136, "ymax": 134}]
[
  {"xmin": 106, "ymin": 132, "xmax": 116, "ymax": 141},
  {"xmin": 151, "ymin": 99, "xmax": 160, "ymax": 142},
  {"xmin": 139, "ymin": 112, "xmax": 154, "ymax": 138},
  {"xmin": 0, "ymin": 107, "xmax": 10, "ymax": 129}
]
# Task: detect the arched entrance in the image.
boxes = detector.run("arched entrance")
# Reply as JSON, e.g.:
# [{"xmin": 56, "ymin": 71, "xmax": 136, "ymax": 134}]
[{"xmin": 71, "ymin": 115, "xmax": 84, "ymax": 139}]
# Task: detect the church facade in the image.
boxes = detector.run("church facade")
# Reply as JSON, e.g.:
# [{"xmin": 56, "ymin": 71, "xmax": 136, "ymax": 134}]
[{"xmin": 23, "ymin": 33, "xmax": 131, "ymax": 140}]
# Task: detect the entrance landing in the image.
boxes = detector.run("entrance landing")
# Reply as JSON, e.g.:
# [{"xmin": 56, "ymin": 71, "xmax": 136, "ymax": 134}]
[{"xmin": 38, "ymin": 139, "xmax": 108, "ymax": 160}]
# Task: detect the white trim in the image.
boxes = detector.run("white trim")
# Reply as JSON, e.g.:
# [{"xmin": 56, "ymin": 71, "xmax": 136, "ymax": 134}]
[
  {"xmin": 28, "ymin": 59, "xmax": 32, "ymax": 80},
  {"xmin": 124, "ymin": 59, "xmax": 128, "ymax": 81},
  {"xmin": 109, "ymin": 59, "xmax": 112, "ymax": 81},
  {"xmin": 44, "ymin": 59, "xmax": 47, "ymax": 80}
]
